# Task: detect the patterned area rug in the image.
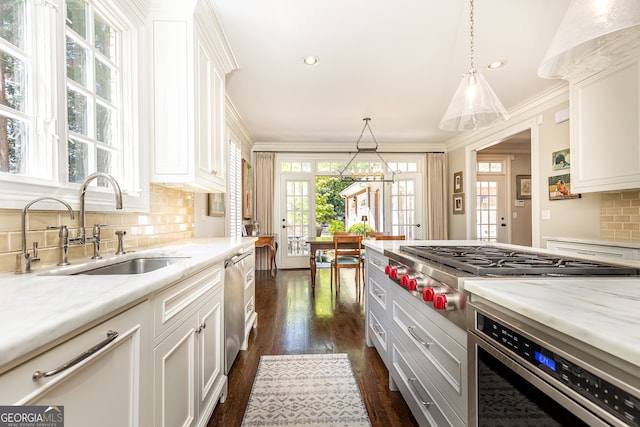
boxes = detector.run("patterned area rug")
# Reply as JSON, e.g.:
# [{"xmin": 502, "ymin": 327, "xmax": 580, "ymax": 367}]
[{"xmin": 242, "ymin": 353, "xmax": 371, "ymax": 426}]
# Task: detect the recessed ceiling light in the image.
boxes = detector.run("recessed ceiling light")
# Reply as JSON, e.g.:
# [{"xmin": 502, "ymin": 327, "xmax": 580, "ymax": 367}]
[
  {"xmin": 302, "ymin": 56, "xmax": 319, "ymax": 66},
  {"xmin": 487, "ymin": 59, "xmax": 507, "ymax": 70}
]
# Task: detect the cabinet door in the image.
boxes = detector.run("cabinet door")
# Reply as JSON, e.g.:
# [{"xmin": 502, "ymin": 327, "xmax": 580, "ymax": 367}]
[
  {"xmin": 197, "ymin": 288, "xmax": 224, "ymax": 421},
  {"xmin": 154, "ymin": 317, "xmax": 197, "ymax": 427},
  {"xmin": 571, "ymin": 57, "xmax": 640, "ymax": 192},
  {"xmin": 3, "ymin": 302, "xmax": 149, "ymax": 427}
]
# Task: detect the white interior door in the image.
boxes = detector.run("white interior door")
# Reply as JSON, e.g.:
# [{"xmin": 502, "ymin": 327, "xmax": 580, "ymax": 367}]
[
  {"xmin": 278, "ymin": 176, "xmax": 315, "ymax": 269},
  {"xmin": 476, "ymin": 174, "xmax": 508, "ymax": 243}
]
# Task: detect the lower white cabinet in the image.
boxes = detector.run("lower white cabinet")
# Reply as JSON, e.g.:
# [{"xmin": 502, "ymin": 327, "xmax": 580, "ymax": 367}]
[
  {"xmin": 242, "ymin": 246, "xmax": 257, "ymax": 350},
  {"xmin": 153, "ymin": 261, "xmax": 226, "ymax": 427},
  {"xmin": 0, "ymin": 301, "xmax": 151, "ymax": 427},
  {"xmin": 546, "ymin": 238, "xmax": 640, "ymax": 260}
]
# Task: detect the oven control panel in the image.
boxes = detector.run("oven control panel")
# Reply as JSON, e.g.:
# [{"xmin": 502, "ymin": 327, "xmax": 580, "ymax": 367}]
[{"xmin": 477, "ymin": 313, "xmax": 640, "ymax": 426}]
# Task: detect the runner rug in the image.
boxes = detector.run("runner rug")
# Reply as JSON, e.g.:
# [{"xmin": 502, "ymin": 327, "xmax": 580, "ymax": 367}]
[{"xmin": 241, "ymin": 353, "xmax": 371, "ymax": 426}]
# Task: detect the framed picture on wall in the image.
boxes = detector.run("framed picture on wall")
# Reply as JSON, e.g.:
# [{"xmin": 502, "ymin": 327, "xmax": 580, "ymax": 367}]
[
  {"xmin": 208, "ymin": 193, "xmax": 225, "ymax": 216},
  {"xmin": 242, "ymin": 159, "xmax": 253, "ymax": 219},
  {"xmin": 516, "ymin": 175, "xmax": 531, "ymax": 200},
  {"xmin": 453, "ymin": 194, "xmax": 464, "ymax": 214},
  {"xmin": 548, "ymin": 173, "xmax": 581, "ymax": 200},
  {"xmin": 552, "ymin": 149, "xmax": 570, "ymax": 170},
  {"xmin": 453, "ymin": 171, "xmax": 463, "ymax": 193}
]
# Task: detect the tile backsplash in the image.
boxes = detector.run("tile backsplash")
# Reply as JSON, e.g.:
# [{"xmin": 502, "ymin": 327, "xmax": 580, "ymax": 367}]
[
  {"xmin": 600, "ymin": 190, "xmax": 640, "ymax": 242},
  {"xmin": 0, "ymin": 184, "xmax": 194, "ymax": 273}
]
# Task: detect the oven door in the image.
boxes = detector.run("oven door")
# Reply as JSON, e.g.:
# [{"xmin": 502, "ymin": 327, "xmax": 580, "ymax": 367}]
[{"xmin": 468, "ymin": 332, "xmax": 609, "ymax": 426}]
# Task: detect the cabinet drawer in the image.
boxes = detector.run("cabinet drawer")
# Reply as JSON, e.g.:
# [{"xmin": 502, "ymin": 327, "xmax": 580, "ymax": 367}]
[
  {"xmin": 391, "ymin": 300, "xmax": 467, "ymax": 417},
  {"xmin": 153, "ymin": 263, "xmax": 222, "ymax": 341},
  {"xmin": 368, "ymin": 275, "xmax": 388, "ymax": 313},
  {"xmin": 368, "ymin": 310, "xmax": 388, "ymax": 362},
  {"xmin": 0, "ymin": 301, "xmax": 148, "ymax": 407},
  {"xmin": 244, "ymin": 293, "xmax": 255, "ymax": 325},
  {"xmin": 367, "ymin": 249, "xmax": 388, "ymax": 274},
  {"xmin": 390, "ymin": 340, "xmax": 464, "ymax": 427}
]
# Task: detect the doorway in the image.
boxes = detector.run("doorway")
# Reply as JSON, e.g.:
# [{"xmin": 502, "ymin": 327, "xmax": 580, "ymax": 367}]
[{"xmin": 476, "ymin": 129, "xmax": 532, "ymax": 246}]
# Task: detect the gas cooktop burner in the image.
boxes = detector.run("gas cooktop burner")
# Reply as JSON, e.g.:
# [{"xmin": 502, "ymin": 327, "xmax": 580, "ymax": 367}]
[{"xmin": 400, "ymin": 245, "xmax": 640, "ymax": 276}]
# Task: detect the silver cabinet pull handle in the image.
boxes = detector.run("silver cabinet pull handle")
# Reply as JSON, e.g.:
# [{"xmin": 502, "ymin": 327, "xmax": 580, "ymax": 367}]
[
  {"xmin": 408, "ymin": 326, "xmax": 433, "ymax": 347},
  {"xmin": 32, "ymin": 330, "xmax": 118, "ymax": 380},
  {"xmin": 372, "ymin": 324, "xmax": 385, "ymax": 338},
  {"xmin": 408, "ymin": 377, "xmax": 433, "ymax": 406}
]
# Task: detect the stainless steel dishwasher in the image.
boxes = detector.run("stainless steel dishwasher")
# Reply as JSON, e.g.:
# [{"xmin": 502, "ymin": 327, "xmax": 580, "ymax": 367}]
[{"xmin": 224, "ymin": 251, "xmax": 250, "ymax": 374}]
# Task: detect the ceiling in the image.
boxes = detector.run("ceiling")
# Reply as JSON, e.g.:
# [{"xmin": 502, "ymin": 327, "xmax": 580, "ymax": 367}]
[{"xmin": 213, "ymin": 0, "xmax": 572, "ymax": 146}]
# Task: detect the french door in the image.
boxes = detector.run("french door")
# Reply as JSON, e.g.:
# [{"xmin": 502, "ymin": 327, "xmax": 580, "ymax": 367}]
[
  {"xmin": 476, "ymin": 174, "xmax": 508, "ymax": 243},
  {"xmin": 279, "ymin": 175, "xmax": 315, "ymax": 269},
  {"xmin": 386, "ymin": 173, "xmax": 423, "ymax": 239}
]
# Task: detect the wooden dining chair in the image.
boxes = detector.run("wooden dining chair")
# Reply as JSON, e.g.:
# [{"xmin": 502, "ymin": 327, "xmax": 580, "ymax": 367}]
[
  {"xmin": 365, "ymin": 231, "xmax": 387, "ymax": 238},
  {"xmin": 330, "ymin": 234, "xmax": 363, "ymax": 296},
  {"xmin": 374, "ymin": 235, "xmax": 406, "ymax": 240}
]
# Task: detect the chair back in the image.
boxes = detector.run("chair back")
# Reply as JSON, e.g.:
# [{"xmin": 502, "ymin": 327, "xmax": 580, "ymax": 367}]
[
  {"xmin": 375, "ymin": 235, "xmax": 406, "ymax": 240},
  {"xmin": 365, "ymin": 231, "xmax": 386, "ymax": 237},
  {"xmin": 333, "ymin": 234, "xmax": 363, "ymax": 258}
]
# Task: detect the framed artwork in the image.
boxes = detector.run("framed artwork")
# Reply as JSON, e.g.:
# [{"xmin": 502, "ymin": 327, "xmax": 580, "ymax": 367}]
[
  {"xmin": 242, "ymin": 159, "xmax": 253, "ymax": 219},
  {"xmin": 453, "ymin": 194, "xmax": 465, "ymax": 214},
  {"xmin": 208, "ymin": 193, "xmax": 225, "ymax": 216},
  {"xmin": 552, "ymin": 149, "xmax": 571, "ymax": 170},
  {"xmin": 516, "ymin": 175, "xmax": 531, "ymax": 200},
  {"xmin": 548, "ymin": 173, "xmax": 581, "ymax": 200},
  {"xmin": 453, "ymin": 171, "xmax": 463, "ymax": 193}
]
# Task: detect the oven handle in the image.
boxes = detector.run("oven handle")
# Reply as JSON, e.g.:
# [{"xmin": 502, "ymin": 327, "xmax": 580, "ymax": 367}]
[
  {"xmin": 469, "ymin": 332, "xmax": 613, "ymax": 427},
  {"xmin": 408, "ymin": 326, "xmax": 433, "ymax": 347}
]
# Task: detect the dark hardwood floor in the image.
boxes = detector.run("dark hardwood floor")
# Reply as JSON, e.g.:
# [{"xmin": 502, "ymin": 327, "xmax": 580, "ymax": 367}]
[{"xmin": 206, "ymin": 268, "xmax": 418, "ymax": 427}]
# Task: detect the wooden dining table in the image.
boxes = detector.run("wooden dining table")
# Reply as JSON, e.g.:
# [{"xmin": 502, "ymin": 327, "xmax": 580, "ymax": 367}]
[{"xmin": 305, "ymin": 237, "xmax": 360, "ymax": 289}]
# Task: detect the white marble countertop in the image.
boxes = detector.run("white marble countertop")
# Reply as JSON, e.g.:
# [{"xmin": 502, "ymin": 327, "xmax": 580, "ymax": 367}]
[
  {"xmin": 544, "ymin": 235, "xmax": 640, "ymax": 250},
  {"xmin": 464, "ymin": 277, "xmax": 640, "ymax": 368},
  {"xmin": 0, "ymin": 237, "xmax": 256, "ymax": 372}
]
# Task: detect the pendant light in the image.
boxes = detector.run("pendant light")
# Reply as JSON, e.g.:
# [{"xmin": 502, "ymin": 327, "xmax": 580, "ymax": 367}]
[
  {"xmin": 439, "ymin": 0, "xmax": 509, "ymax": 131},
  {"xmin": 538, "ymin": 0, "xmax": 640, "ymax": 79},
  {"xmin": 337, "ymin": 118, "xmax": 398, "ymax": 182}
]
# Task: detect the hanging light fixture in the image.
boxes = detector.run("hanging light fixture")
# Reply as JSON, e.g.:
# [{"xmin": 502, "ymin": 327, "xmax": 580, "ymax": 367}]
[
  {"xmin": 538, "ymin": 0, "xmax": 640, "ymax": 79},
  {"xmin": 337, "ymin": 118, "xmax": 398, "ymax": 182},
  {"xmin": 439, "ymin": 0, "xmax": 509, "ymax": 132}
]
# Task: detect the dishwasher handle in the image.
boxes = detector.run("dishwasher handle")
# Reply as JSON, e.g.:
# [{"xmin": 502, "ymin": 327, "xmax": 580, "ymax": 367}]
[{"xmin": 225, "ymin": 251, "xmax": 251, "ymax": 268}]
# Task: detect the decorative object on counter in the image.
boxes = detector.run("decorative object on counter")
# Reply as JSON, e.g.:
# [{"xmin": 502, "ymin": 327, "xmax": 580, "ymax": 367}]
[
  {"xmin": 453, "ymin": 170, "xmax": 463, "ymax": 193},
  {"xmin": 242, "ymin": 353, "xmax": 370, "ymax": 427},
  {"xmin": 242, "ymin": 159, "xmax": 253, "ymax": 219},
  {"xmin": 335, "ymin": 118, "xmax": 399, "ymax": 183},
  {"xmin": 244, "ymin": 222, "xmax": 260, "ymax": 236},
  {"xmin": 453, "ymin": 193, "xmax": 465, "ymax": 214},
  {"xmin": 16, "ymin": 197, "xmax": 75, "ymax": 274},
  {"xmin": 552, "ymin": 148, "xmax": 571, "ymax": 170},
  {"xmin": 207, "ymin": 192, "xmax": 225, "ymax": 216},
  {"xmin": 516, "ymin": 174, "xmax": 531, "ymax": 200},
  {"xmin": 439, "ymin": 0, "xmax": 509, "ymax": 131},
  {"xmin": 538, "ymin": 0, "xmax": 640, "ymax": 79},
  {"xmin": 548, "ymin": 173, "xmax": 581, "ymax": 200}
]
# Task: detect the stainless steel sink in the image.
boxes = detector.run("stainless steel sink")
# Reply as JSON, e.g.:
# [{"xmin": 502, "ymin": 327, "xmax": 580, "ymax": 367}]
[{"xmin": 72, "ymin": 257, "xmax": 188, "ymax": 275}]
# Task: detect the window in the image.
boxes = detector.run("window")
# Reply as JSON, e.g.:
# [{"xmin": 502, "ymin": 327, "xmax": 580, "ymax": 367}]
[
  {"xmin": 0, "ymin": 0, "xmax": 146, "ymax": 210},
  {"xmin": 228, "ymin": 137, "xmax": 242, "ymax": 238}
]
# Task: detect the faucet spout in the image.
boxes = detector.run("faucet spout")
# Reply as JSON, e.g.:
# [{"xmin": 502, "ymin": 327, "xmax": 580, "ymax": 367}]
[
  {"xmin": 77, "ymin": 173, "xmax": 123, "ymax": 242},
  {"xmin": 17, "ymin": 197, "xmax": 75, "ymax": 274}
]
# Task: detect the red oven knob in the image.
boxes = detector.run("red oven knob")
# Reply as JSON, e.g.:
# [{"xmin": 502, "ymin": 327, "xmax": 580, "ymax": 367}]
[
  {"xmin": 389, "ymin": 267, "xmax": 399, "ymax": 279},
  {"xmin": 423, "ymin": 287, "xmax": 436, "ymax": 302},
  {"xmin": 407, "ymin": 278, "xmax": 419, "ymax": 291},
  {"xmin": 433, "ymin": 293, "xmax": 448, "ymax": 310},
  {"xmin": 399, "ymin": 274, "xmax": 410, "ymax": 287},
  {"xmin": 384, "ymin": 265, "xmax": 393, "ymax": 275}
]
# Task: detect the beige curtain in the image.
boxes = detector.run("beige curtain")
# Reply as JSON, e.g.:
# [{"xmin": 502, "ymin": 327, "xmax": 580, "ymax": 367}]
[
  {"xmin": 253, "ymin": 152, "xmax": 275, "ymax": 270},
  {"xmin": 425, "ymin": 153, "xmax": 448, "ymax": 239}
]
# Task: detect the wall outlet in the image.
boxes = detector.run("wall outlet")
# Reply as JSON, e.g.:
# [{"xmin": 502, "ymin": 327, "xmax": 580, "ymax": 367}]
[{"xmin": 542, "ymin": 210, "xmax": 551, "ymax": 220}]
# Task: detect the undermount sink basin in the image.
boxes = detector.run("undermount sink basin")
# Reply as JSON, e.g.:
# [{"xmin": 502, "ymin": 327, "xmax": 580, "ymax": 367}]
[{"xmin": 71, "ymin": 257, "xmax": 189, "ymax": 275}]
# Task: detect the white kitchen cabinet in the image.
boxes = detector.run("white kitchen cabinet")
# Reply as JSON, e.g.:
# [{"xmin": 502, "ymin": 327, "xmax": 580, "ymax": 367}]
[
  {"xmin": 152, "ymin": 261, "xmax": 226, "ymax": 427},
  {"xmin": 365, "ymin": 249, "xmax": 391, "ymax": 366},
  {"xmin": 546, "ymin": 238, "xmax": 640, "ymax": 261},
  {"xmin": 242, "ymin": 246, "xmax": 257, "ymax": 350},
  {"xmin": 0, "ymin": 301, "xmax": 151, "ymax": 427},
  {"xmin": 148, "ymin": 0, "xmax": 237, "ymax": 192},
  {"xmin": 570, "ymin": 56, "xmax": 640, "ymax": 193}
]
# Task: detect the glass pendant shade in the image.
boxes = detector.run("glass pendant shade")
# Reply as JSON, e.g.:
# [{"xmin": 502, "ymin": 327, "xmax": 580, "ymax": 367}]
[
  {"xmin": 439, "ymin": 69, "xmax": 510, "ymax": 131},
  {"xmin": 538, "ymin": 0, "xmax": 640, "ymax": 79}
]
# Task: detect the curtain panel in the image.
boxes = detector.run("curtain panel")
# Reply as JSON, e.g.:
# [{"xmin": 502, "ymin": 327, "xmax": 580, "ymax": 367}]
[
  {"xmin": 425, "ymin": 153, "xmax": 448, "ymax": 239},
  {"xmin": 253, "ymin": 152, "xmax": 275, "ymax": 270}
]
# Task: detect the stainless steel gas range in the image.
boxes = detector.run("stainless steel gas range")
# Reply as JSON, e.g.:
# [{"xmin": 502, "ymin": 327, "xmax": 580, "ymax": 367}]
[
  {"xmin": 383, "ymin": 244, "xmax": 640, "ymax": 330},
  {"xmin": 378, "ymin": 244, "xmax": 640, "ymax": 427}
]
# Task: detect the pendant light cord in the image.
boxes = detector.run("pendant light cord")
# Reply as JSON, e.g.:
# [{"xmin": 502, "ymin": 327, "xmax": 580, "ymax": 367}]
[{"xmin": 469, "ymin": 0, "xmax": 475, "ymax": 72}]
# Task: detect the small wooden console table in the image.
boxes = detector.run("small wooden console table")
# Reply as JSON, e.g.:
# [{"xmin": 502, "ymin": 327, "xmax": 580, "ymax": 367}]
[{"xmin": 255, "ymin": 235, "xmax": 277, "ymax": 271}]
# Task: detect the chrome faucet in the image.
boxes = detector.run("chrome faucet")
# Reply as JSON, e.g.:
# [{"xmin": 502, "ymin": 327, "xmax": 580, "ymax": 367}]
[
  {"xmin": 17, "ymin": 197, "xmax": 75, "ymax": 274},
  {"xmin": 72, "ymin": 173, "xmax": 123, "ymax": 250}
]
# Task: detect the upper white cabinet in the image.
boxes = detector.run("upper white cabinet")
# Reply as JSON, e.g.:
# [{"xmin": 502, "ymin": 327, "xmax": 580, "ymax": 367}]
[
  {"xmin": 148, "ymin": 0, "xmax": 238, "ymax": 192},
  {"xmin": 570, "ymin": 55, "xmax": 640, "ymax": 193}
]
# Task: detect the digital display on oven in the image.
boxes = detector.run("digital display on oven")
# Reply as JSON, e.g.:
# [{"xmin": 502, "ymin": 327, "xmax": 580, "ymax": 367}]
[{"xmin": 534, "ymin": 351, "xmax": 556, "ymax": 371}]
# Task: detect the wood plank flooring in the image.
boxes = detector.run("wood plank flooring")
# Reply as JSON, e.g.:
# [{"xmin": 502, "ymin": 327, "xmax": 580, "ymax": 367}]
[{"xmin": 206, "ymin": 268, "xmax": 419, "ymax": 427}]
